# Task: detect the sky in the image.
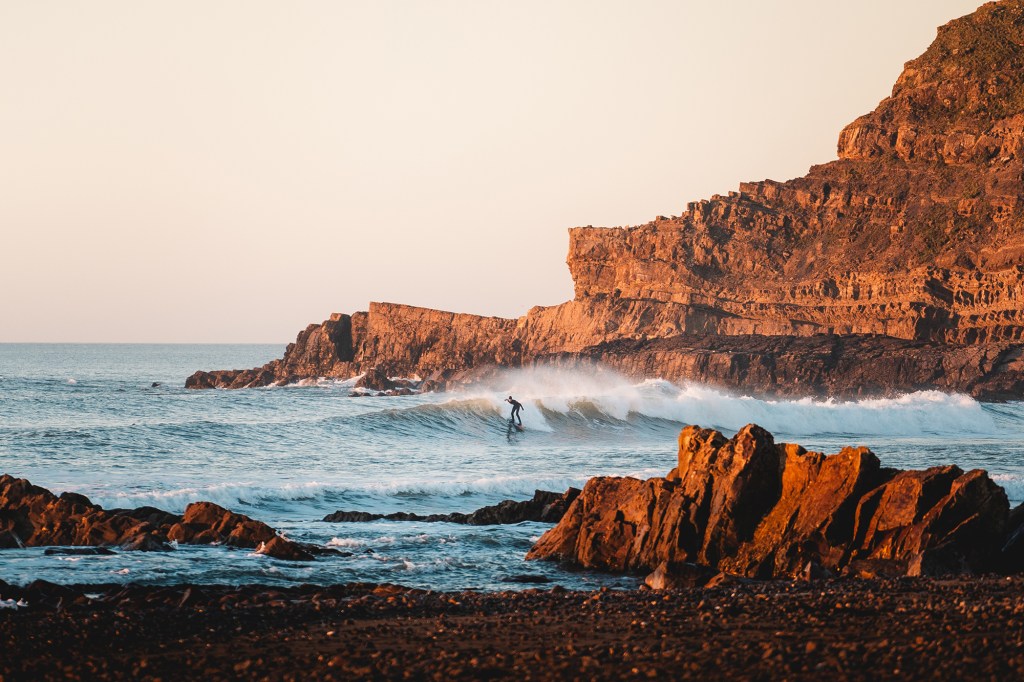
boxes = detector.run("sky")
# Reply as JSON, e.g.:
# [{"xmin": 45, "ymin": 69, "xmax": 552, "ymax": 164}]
[{"xmin": 1, "ymin": 0, "xmax": 985, "ymax": 343}]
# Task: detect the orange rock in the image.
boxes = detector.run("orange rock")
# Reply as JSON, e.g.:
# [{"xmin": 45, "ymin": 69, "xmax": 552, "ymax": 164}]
[
  {"xmin": 528, "ymin": 424, "xmax": 1014, "ymax": 581},
  {"xmin": 0, "ymin": 475, "xmax": 312, "ymax": 561}
]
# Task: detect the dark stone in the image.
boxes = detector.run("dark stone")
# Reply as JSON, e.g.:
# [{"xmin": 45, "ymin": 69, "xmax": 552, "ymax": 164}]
[
  {"xmin": 322, "ymin": 488, "xmax": 582, "ymax": 526},
  {"xmin": 500, "ymin": 574, "xmax": 552, "ymax": 584},
  {"xmin": 43, "ymin": 547, "xmax": 117, "ymax": 556}
]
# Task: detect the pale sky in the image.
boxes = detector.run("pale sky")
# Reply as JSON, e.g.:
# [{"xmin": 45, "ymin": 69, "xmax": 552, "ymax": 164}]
[{"xmin": 1, "ymin": 1, "xmax": 984, "ymax": 343}]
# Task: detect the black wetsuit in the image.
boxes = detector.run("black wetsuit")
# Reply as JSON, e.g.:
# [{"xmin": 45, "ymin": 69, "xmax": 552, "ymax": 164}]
[{"xmin": 507, "ymin": 398, "xmax": 523, "ymax": 425}]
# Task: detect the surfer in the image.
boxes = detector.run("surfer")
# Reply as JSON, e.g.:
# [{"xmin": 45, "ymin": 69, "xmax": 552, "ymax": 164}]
[{"xmin": 506, "ymin": 396, "xmax": 524, "ymax": 426}]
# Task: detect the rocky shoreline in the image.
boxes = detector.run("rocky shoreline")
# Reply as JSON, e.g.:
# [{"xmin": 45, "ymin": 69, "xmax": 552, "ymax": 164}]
[
  {"xmin": 529, "ymin": 424, "xmax": 1024, "ymax": 582},
  {"xmin": 2, "ymin": 577, "xmax": 1023, "ymax": 680}
]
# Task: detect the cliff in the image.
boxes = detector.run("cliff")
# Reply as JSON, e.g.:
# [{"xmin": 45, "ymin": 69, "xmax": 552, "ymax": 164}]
[
  {"xmin": 526, "ymin": 424, "xmax": 1024, "ymax": 582},
  {"xmin": 188, "ymin": 1, "xmax": 1024, "ymax": 398}
]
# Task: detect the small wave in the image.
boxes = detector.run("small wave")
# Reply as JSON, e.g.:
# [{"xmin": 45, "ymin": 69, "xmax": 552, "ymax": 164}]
[
  {"xmin": 88, "ymin": 481, "xmax": 337, "ymax": 513},
  {"xmin": 327, "ymin": 537, "xmax": 365, "ymax": 548},
  {"xmin": 992, "ymin": 474, "xmax": 1024, "ymax": 504},
  {"xmin": 85, "ymin": 474, "xmax": 589, "ymax": 514}
]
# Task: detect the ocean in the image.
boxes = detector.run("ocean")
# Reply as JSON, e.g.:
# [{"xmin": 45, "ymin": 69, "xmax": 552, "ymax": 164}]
[{"xmin": 2, "ymin": 343, "xmax": 1023, "ymax": 591}]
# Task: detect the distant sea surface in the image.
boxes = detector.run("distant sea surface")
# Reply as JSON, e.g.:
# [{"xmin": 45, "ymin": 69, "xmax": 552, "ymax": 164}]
[{"xmin": 2, "ymin": 344, "xmax": 1023, "ymax": 591}]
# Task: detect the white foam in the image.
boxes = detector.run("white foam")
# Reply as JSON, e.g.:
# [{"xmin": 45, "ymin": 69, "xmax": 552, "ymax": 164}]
[
  {"xmin": 88, "ymin": 480, "xmax": 336, "ymax": 513},
  {"xmin": 86, "ymin": 474, "xmax": 587, "ymax": 513},
  {"xmin": 992, "ymin": 474, "xmax": 1024, "ymax": 504},
  {"xmin": 327, "ymin": 537, "xmax": 365, "ymax": 548},
  {"xmin": 0, "ymin": 599, "xmax": 27, "ymax": 609},
  {"xmin": 446, "ymin": 367, "xmax": 1007, "ymax": 438}
]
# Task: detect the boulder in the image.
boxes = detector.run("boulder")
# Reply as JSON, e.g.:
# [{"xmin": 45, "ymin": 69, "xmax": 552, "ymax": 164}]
[
  {"xmin": 528, "ymin": 424, "xmax": 1013, "ymax": 579},
  {"xmin": 0, "ymin": 475, "xmax": 312, "ymax": 561},
  {"xmin": 644, "ymin": 561, "xmax": 716, "ymax": 590},
  {"xmin": 354, "ymin": 366, "xmax": 397, "ymax": 392},
  {"xmin": 257, "ymin": 536, "xmax": 314, "ymax": 562},
  {"xmin": 166, "ymin": 502, "xmax": 278, "ymax": 549}
]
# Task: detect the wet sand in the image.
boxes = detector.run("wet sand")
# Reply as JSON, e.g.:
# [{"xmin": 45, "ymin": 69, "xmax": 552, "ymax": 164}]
[{"xmin": 1, "ymin": 577, "xmax": 1023, "ymax": 681}]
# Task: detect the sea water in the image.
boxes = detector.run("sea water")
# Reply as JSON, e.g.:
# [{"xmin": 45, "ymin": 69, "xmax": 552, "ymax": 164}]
[{"xmin": 1, "ymin": 344, "xmax": 1023, "ymax": 591}]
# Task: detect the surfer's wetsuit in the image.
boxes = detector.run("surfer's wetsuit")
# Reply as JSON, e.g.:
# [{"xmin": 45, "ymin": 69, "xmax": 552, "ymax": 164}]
[{"xmin": 506, "ymin": 397, "xmax": 523, "ymax": 426}]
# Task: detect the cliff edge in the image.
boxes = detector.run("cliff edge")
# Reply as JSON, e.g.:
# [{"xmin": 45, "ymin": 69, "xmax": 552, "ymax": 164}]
[{"xmin": 189, "ymin": 1, "xmax": 1024, "ymax": 399}]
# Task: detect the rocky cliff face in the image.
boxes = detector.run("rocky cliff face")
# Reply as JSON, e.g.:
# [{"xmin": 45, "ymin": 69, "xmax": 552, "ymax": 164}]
[
  {"xmin": 188, "ymin": 1, "xmax": 1024, "ymax": 398},
  {"xmin": 526, "ymin": 425, "xmax": 1022, "ymax": 581}
]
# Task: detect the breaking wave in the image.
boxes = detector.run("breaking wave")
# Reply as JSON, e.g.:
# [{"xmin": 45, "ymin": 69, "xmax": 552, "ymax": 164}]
[{"xmin": 348, "ymin": 367, "xmax": 1017, "ymax": 441}]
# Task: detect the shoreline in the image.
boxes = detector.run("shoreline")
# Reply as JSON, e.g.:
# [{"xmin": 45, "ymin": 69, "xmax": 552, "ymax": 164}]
[{"xmin": 3, "ymin": 577, "xmax": 1023, "ymax": 680}]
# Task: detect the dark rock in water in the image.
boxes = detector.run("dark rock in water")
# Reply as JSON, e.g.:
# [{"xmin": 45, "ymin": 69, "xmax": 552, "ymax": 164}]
[
  {"xmin": 529, "ymin": 424, "xmax": 1016, "ymax": 582},
  {"xmin": 355, "ymin": 366, "xmax": 397, "ymax": 392},
  {"xmin": 43, "ymin": 547, "xmax": 117, "ymax": 556},
  {"xmin": 322, "ymin": 488, "xmax": 581, "ymax": 525},
  {"xmin": 462, "ymin": 489, "xmax": 581, "ymax": 525},
  {"xmin": 323, "ymin": 510, "xmax": 383, "ymax": 522},
  {"xmin": 0, "ymin": 475, "xmax": 312, "ymax": 562},
  {"xmin": 151, "ymin": 382, "xmax": 161, "ymax": 387},
  {"xmin": 0, "ymin": 475, "xmax": 168, "ymax": 550},
  {"xmin": 501, "ymin": 574, "xmax": 551, "ymax": 584},
  {"xmin": 257, "ymin": 536, "xmax": 314, "ymax": 562},
  {"xmin": 166, "ymin": 502, "xmax": 313, "ymax": 562}
]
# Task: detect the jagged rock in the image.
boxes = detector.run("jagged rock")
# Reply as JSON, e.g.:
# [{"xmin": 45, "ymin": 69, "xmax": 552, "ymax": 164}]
[
  {"xmin": 355, "ymin": 366, "xmax": 397, "ymax": 391},
  {"xmin": 644, "ymin": 561, "xmax": 717, "ymax": 590},
  {"xmin": 0, "ymin": 475, "xmax": 312, "ymax": 561},
  {"xmin": 187, "ymin": 3, "xmax": 1024, "ymax": 400},
  {"xmin": 256, "ymin": 536, "xmax": 314, "ymax": 562},
  {"xmin": 166, "ymin": 502, "xmax": 281, "ymax": 550},
  {"xmin": 527, "ymin": 424, "xmax": 1014, "ymax": 580},
  {"xmin": 0, "ymin": 475, "xmax": 166, "ymax": 549},
  {"xmin": 323, "ymin": 510, "xmax": 382, "ymax": 523},
  {"xmin": 322, "ymin": 489, "xmax": 581, "ymax": 525}
]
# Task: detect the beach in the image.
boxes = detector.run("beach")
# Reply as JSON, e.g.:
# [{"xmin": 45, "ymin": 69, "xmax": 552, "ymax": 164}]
[{"xmin": 3, "ymin": 577, "xmax": 1023, "ymax": 680}]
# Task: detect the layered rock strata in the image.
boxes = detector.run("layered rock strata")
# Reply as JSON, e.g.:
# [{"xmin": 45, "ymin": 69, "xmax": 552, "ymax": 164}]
[
  {"xmin": 526, "ymin": 424, "xmax": 1023, "ymax": 581},
  {"xmin": 188, "ymin": 2, "xmax": 1024, "ymax": 399},
  {"xmin": 0, "ymin": 475, "xmax": 316, "ymax": 561}
]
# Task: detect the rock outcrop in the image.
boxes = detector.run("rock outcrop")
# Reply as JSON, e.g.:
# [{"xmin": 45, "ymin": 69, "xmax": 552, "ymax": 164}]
[
  {"xmin": 323, "ymin": 488, "xmax": 581, "ymax": 525},
  {"xmin": 542, "ymin": 333, "xmax": 1024, "ymax": 400},
  {"xmin": 188, "ymin": 2, "xmax": 1024, "ymax": 400},
  {"xmin": 0, "ymin": 475, "xmax": 315, "ymax": 561},
  {"xmin": 526, "ymin": 424, "xmax": 1019, "ymax": 581}
]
